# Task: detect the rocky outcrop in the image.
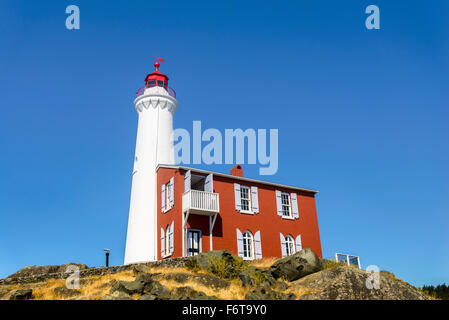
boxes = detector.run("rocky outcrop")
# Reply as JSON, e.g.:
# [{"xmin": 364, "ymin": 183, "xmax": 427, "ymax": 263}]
[
  {"xmin": 54, "ymin": 286, "xmax": 81, "ymax": 298},
  {"xmin": 0, "ymin": 250, "xmax": 432, "ymax": 300},
  {"xmin": 170, "ymin": 286, "xmax": 217, "ymax": 300},
  {"xmin": 245, "ymin": 282, "xmax": 295, "ymax": 300},
  {"xmin": 159, "ymin": 272, "xmax": 230, "ymax": 290},
  {"xmin": 290, "ymin": 266, "xmax": 430, "ymax": 300},
  {"xmin": 7, "ymin": 263, "xmax": 88, "ymax": 279},
  {"xmin": 270, "ymin": 248, "xmax": 321, "ymax": 281},
  {"xmin": 9, "ymin": 289, "xmax": 33, "ymax": 300}
]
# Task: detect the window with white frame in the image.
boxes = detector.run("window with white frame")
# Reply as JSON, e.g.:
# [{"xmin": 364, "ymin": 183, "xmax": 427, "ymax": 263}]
[
  {"xmin": 285, "ymin": 235, "xmax": 295, "ymax": 256},
  {"xmin": 242, "ymin": 231, "xmax": 254, "ymax": 260},
  {"xmin": 281, "ymin": 192, "xmax": 291, "ymax": 217},
  {"xmin": 161, "ymin": 177, "xmax": 174, "ymax": 213},
  {"xmin": 240, "ymin": 186, "xmax": 251, "ymax": 211},
  {"xmin": 165, "ymin": 225, "xmax": 170, "ymax": 256}
]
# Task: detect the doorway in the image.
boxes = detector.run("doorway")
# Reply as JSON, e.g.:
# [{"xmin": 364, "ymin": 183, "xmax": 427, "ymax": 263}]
[{"xmin": 187, "ymin": 229, "xmax": 201, "ymax": 256}]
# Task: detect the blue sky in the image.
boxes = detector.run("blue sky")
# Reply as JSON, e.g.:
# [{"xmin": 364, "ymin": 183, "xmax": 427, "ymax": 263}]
[{"xmin": 0, "ymin": 1, "xmax": 448, "ymax": 286}]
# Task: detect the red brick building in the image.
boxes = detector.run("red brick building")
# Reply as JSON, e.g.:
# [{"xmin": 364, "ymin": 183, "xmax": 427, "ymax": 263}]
[{"xmin": 157, "ymin": 164, "xmax": 322, "ymax": 261}]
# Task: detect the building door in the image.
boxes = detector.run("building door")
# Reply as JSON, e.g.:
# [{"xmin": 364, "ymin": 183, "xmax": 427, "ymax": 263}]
[{"xmin": 187, "ymin": 229, "xmax": 201, "ymax": 256}]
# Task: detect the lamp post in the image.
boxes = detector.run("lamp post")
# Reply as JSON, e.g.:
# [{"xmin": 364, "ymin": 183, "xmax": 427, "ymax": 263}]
[{"xmin": 103, "ymin": 249, "xmax": 111, "ymax": 267}]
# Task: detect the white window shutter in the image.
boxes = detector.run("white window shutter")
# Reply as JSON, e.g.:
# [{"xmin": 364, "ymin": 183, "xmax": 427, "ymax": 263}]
[
  {"xmin": 169, "ymin": 221, "xmax": 174, "ymax": 254},
  {"xmin": 254, "ymin": 230, "xmax": 262, "ymax": 259},
  {"xmin": 236, "ymin": 228, "xmax": 244, "ymax": 257},
  {"xmin": 295, "ymin": 235, "xmax": 302, "ymax": 252},
  {"xmin": 280, "ymin": 233, "xmax": 287, "ymax": 257},
  {"xmin": 160, "ymin": 227, "xmax": 165, "ymax": 256},
  {"xmin": 169, "ymin": 177, "xmax": 175, "ymax": 208},
  {"xmin": 275, "ymin": 190, "xmax": 282, "ymax": 216},
  {"xmin": 251, "ymin": 186, "xmax": 259, "ymax": 213},
  {"xmin": 204, "ymin": 174, "xmax": 214, "ymax": 193},
  {"xmin": 184, "ymin": 170, "xmax": 191, "ymax": 193},
  {"xmin": 291, "ymin": 193, "xmax": 299, "ymax": 219},
  {"xmin": 234, "ymin": 183, "xmax": 241, "ymax": 211},
  {"xmin": 161, "ymin": 184, "xmax": 166, "ymax": 213}
]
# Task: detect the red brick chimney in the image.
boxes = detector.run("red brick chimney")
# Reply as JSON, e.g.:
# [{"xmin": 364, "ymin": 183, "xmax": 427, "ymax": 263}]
[{"xmin": 230, "ymin": 165, "xmax": 243, "ymax": 177}]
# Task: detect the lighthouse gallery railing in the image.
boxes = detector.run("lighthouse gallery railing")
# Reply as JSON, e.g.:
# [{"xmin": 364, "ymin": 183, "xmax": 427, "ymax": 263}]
[{"xmin": 136, "ymin": 81, "xmax": 176, "ymax": 99}]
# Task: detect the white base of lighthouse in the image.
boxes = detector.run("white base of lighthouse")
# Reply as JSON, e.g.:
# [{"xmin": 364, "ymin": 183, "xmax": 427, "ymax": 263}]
[{"xmin": 124, "ymin": 86, "xmax": 177, "ymax": 265}]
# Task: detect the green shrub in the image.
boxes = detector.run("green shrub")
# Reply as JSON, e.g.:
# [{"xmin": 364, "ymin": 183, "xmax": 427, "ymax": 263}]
[
  {"xmin": 185, "ymin": 257, "xmax": 199, "ymax": 273},
  {"xmin": 321, "ymin": 259, "xmax": 346, "ymax": 270}
]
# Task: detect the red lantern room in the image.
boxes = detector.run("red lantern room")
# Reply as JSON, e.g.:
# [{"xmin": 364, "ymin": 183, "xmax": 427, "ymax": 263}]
[
  {"xmin": 144, "ymin": 61, "xmax": 169, "ymax": 87},
  {"xmin": 137, "ymin": 61, "xmax": 176, "ymax": 99}
]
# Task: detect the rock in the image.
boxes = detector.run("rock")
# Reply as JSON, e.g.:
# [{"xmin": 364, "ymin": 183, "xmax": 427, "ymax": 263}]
[
  {"xmin": 270, "ymin": 248, "xmax": 321, "ymax": 281},
  {"xmin": 170, "ymin": 286, "xmax": 217, "ymax": 300},
  {"xmin": 158, "ymin": 272, "xmax": 230, "ymax": 291},
  {"xmin": 245, "ymin": 283, "xmax": 295, "ymax": 300},
  {"xmin": 190, "ymin": 274, "xmax": 230, "ymax": 290},
  {"xmin": 8, "ymin": 263, "xmax": 88, "ymax": 279},
  {"xmin": 9, "ymin": 289, "xmax": 33, "ymax": 300},
  {"xmin": 196, "ymin": 250, "xmax": 234, "ymax": 270},
  {"xmin": 138, "ymin": 284, "xmax": 170, "ymax": 300},
  {"xmin": 164, "ymin": 273, "xmax": 190, "ymax": 283},
  {"xmin": 100, "ymin": 291, "xmax": 133, "ymax": 300},
  {"xmin": 272, "ymin": 281, "xmax": 289, "ymax": 291},
  {"xmin": 111, "ymin": 279, "xmax": 144, "ymax": 295},
  {"xmin": 110, "ymin": 273, "xmax": 170, "ymax": 299},
  {"xmin": 132, "ymin": 264, "xmax": 150, "ymax": 275},
  {"xmin": 290, "ymin": 266, "xmax": 431, "ymax": 300},
  {"xmin": 238, "ymin": 270, "xmax": 255, "ymax": 287},
  {"xmin": 53, "ymin": 286, "xmax": 81, "ymax": 298}
]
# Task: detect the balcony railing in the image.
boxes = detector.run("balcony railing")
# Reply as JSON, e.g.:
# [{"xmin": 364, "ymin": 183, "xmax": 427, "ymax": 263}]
[
  {"xmin": 182, "ymin": 190, "xmax": 220, "ymax": 216},
  {"xmin": 136, "ymin": 81, "xmax": 176, "ymax": 99}
]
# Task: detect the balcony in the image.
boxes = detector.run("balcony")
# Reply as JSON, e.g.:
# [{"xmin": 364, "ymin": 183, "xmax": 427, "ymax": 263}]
[
  {"xmin": 136, "ymin": 81, "xmax": 176, "ymax": 99},
  {"xmin": 182, "ymin": 190, "xmax": 220, "ymax": 216}
]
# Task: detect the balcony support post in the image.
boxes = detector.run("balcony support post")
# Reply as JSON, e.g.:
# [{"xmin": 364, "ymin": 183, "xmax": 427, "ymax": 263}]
[
  {"xmin": 182, "ymin": 211, "xmax": 190, "ymax": 257},
  {"xmin": 209, "ymin": 213, "xmax": 218, "ymax": 251}
]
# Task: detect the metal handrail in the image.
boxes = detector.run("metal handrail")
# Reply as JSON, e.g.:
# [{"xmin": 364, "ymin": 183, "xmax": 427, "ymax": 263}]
[{"xmin": 136, "ymin": 82, "xmax": 176, "ymax": 99}]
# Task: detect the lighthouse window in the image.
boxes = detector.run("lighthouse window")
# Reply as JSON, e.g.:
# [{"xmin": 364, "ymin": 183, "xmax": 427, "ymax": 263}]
[
  {"xmin": 240, "ymin": 186, "xmax": 251, "ymax": 211},
  {"xmin": 281, "ymin": 193, "xmax": 291, "ymax": 217}
]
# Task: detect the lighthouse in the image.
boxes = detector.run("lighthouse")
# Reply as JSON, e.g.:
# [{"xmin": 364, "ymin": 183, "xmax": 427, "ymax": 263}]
[{"xmin": 124, "ymin": 61, "xmax": 178, "ymax": 264}]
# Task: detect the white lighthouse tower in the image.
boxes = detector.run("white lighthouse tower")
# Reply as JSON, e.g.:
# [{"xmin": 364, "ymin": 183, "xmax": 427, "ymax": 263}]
[{"xmin": 124, "ymin": 61, "xmax": 178, "ymax": 264}]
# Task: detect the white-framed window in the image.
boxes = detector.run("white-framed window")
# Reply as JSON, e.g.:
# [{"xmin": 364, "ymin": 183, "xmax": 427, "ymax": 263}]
[
  {"xmin": 281, "ymin": 192, "xmax": 291, "ymax": 217},
  {"xmin": 161, "ymin": 177, "xmax": 174, "ymax": 213},
  {"xmin": 285, "ymin": 235, "xmax": 295, "ymax": 256},
  {"xmin": 242, "ymin": 231, "xmax": 254, "ymax": 260},
  {"xmin": 165, "ymin": 225, "xmax": 170, "ymax": 256},
  {"xmin": 240, "ymin": 186, "xmax": 251, "ymax": 212},
  {"xmin": 235, "ymin": 184, "xmax": 259, "ymax": 214}
]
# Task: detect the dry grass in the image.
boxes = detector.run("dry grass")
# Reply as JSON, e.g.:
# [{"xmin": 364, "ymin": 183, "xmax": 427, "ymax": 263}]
[
  {"xmin": 247, "ymin": 258, "xmax": 276, "ymax": 269},
  {"xmin": 157, "ymin": 277, "xmax": 247, "ymax": 300},
  {"xmin": 7, "ymin": 270, "xmax": 138, "ymax": 300},
  {"xmin": 283, "ymin": 285, "xmax": 319, "ymax": 300}
]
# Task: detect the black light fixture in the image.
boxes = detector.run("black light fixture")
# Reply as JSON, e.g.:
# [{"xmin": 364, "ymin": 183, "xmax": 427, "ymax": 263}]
[{"xmin": 103, "ymin": 248, "xmax": 111, "ymax": 267}]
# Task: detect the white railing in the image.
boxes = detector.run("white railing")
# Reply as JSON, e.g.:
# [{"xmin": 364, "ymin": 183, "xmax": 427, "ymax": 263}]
[{"xmin": 182, "ymin": 190, "xmax": 220, "ymax": 215}]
